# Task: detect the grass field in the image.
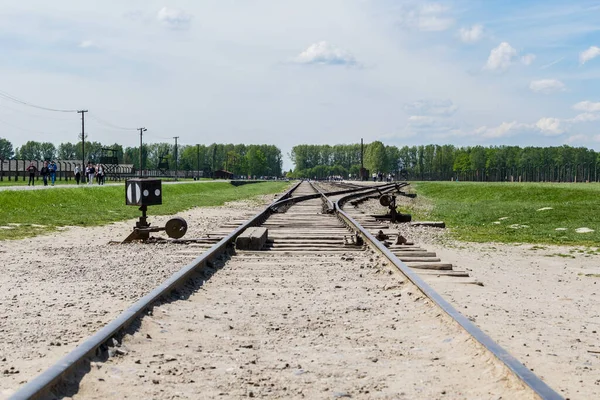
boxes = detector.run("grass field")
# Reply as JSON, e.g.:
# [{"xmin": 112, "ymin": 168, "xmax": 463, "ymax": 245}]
[
  {"xmin": 0, "ymin": 181, "xmax": 290, "ymax": 240},
  {"xmin": 0, "ymin": 178, "xmax": 80, "ymax": 186},
  {"xmin": 0, "ymin": 177, "xmax": 212, "ymax": 186},
  {"xmin": 406, "ymin": 181, "xmax": 600, "ymax": 245}
]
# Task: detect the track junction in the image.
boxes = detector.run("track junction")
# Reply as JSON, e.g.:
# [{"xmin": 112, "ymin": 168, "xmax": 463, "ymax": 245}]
[{"xmin": 7, "ymin": 181, "xmax": 562, "ymax": 399}]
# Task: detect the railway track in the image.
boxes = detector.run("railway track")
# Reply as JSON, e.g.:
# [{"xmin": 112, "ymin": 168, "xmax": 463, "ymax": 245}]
[{"xmin": 9, "ymin": 181, "xmax": 562, "ymax": 399}]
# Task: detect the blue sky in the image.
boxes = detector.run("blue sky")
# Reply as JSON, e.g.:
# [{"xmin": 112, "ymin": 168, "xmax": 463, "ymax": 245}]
[{"xmin": 1, "ymin": 0, "xmax": 600, "ymax": 170}]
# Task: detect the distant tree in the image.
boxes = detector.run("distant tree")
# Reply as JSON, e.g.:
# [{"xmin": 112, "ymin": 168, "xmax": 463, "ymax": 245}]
[
  {"xmin": 123, "ymin": 146, "xmax": 136, "ymax": 166},
  {"xmin": 453, "ymin": 149, "xmax": 470, "ymax": 174},
  {"xmin": 39, "ymin": 142, "xmax": 57, "ymax": 161},
  {"xmin": 246, "ymin": 146, "xmax": 267, "ymax": 176},
  {"xmin": 58, "ymin": 142, "xmax": 78, "ymax": 160},
  {"xmin": 364, "ymin": 141, "xmax": 388, "ymax": 173},
  {"xmin": 146, "ymin": 142, "xmax": 171, "ymax": 170},
  {"xmin": 16, "ymin": 141, "xmax": 42, "ymax": 160},
  {"xmin": 0, "ymin": 138, "xmax": 14, "ymax": 159}
]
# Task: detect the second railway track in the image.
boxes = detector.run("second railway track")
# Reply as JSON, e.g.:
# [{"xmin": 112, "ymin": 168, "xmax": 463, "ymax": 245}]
[{"xmin": 8, "ymin": 181, "xmax": 561, "ymax": 399}]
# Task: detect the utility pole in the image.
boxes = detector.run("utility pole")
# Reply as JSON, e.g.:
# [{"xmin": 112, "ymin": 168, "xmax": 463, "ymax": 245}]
[
  {"xmin": 78, "ymin": 110, "xmax": 88, "ymax": 176},
  {"xmin": 196, "ymin": 144, "xmax": 200, "ymax": 180},
  {"xmin": 138, "ymin": 127, "xmax": 147, "ymax": 178},
  {"xmin": 360, "ymin": 138, "xmax": 364, "ymax": 169},
  {"xmin": 360, "ymin": 138, "xmax": 364, "ymax": 181},
  {"xmin": 212, "ymin": 146, "xmax": 217, "ymax": 174},
  {"xmin": 173, "ymin": 136, "xmax": 179, "ymax": 181}
]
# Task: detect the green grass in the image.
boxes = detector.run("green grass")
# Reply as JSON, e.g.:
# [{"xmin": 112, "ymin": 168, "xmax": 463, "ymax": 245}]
[
  {"xmin": 0, "ymin": 177, "xmax": 216, "ymax": 186},
  {"xmin": 407, "ymin": 181, "xmax": 600, "ymax": 245},
  {"xmin": 0, "ymin": 181, "xmax": 290, "ymax": 240},
  {"xmin": 0, "ymin": 178, "xmax": 81, "ymax": 186}
]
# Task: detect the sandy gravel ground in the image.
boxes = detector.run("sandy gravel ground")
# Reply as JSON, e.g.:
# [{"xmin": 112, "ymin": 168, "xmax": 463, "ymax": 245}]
[
  {"xmin": 0, "ymin": 194, "xmax": 278, "ymax": 399},
  {"xmin": 361, "ymin": 197, "xmax": 600, "ymax": 400},
  {"xmin": 67, "ymin": 251, "xmax": 533, "ymax": 400},
  {"xmin": 58, "ymin": 191, "xmax": 534, "ymax": 400}
]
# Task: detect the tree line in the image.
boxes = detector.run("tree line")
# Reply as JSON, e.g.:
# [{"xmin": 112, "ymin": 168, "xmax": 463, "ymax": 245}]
[
  {"xmin": 0, "ymin": 138, "xmax": 282, "ymax": 177},
  {"xmin": 289, "ymin": 142, "xmax": 600, "ymax": 182}
]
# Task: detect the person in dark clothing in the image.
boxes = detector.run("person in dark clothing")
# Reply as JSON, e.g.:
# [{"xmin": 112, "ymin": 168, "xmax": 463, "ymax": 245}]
[
  {"xmin": 74, "ymin": 165, "xmax": 81, "ymax": 185},
  {"xmin": 26, "ymin": 162, "xmax": 37, "ymax": 186},
  {"xmin": 97, "ymin": 164, "xmax": 105, "ymax": 185},
  {"xmin": 48, "ymin": 161, "xmax": 57, "ymax": 186},
  {"xmin": 40, "ymin": 161, "xmax": 49, "ymax": 186}
]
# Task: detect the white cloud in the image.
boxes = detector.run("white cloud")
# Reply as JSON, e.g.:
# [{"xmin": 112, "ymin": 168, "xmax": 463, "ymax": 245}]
[
  {"xmin": 573, "ymin": 100, "xmax": 600, "ymax": 112},
  {"xmin": 475, "ymin": 110, "xmax": 600, "ymax": 140},
  {"xmin": 78, "ymin": 40, "xmax": 94, "ymax": 48},
  {"xmin": 476, "ymin": 121, "xmax": 531, "ymax": 138},
  {"xmin": 571, "ymin": 113, "xmax": 600, "ymax": 122},
  {"xmin": 529, "ymin": 79, "xmax": 565, "ymax": 94},
  {"xmin": 536, "ymin": 117, "xmax": 564, "ymax": 135},
  {"xmin": 399, "ymin": 3, "xmax": 454, "ymax": 32},
  {"xmin": 540, "ymin": 57, "xmax": 564, "ymax": 69},
  {"xmin": 403, "ymin": 99, "xmax": 459, "ymax": 137},
  {"xmin": 580, "ymin": 46, "xmax": 600, "ymax": 64},
  {"xmin": 292, "ymin": 41, "xmax": 357, "ymax": 66},
  {"xmin": 459, "ymin": 24, "xmax": 483, "ymax": 43},
  {"xmin": 484, "ymin": 42, "xmax": 517, "ymax": 71},
  {"xmin": 408, "ymin": 115, "xmax": 437, "ymax": 124},
  {"xmin": 565, "ymin": 134, "xmax": 587, "ymax": 144},
  {"xmin": 521, "ymin": 54, "xmax": 536, "ymax": 66},
  {"xmin": 405, "ymin": 115, "xmax": 457, "ymax": 136},
  {"xmin": 472, "ymin": 115, "xmax": 582, "ymax": 139},
  {"xmin": 157, "ymin": 7, "xmax": 192, "ymax": 30},
  {"xmin": 404, "ymin": 99, "xmax": 458, "ymax": 116}
]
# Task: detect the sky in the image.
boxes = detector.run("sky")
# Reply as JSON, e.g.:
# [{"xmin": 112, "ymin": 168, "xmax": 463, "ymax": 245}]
[{"xmin": 2, "ymin": 0, "xmax": 600, "ymax": 170}]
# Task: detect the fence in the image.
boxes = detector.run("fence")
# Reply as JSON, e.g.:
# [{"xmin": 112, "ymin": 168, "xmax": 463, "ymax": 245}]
[
  {"xmin": 0, "ymin": 159, "xmax": 215, "ymax": 182},
  {"xmin": 0, "ymin": 159, "xmax": 134, "ymax": 182},
  {"xmin": 419, "ymin": 164, "xmax": 600, "ymax": 183}
]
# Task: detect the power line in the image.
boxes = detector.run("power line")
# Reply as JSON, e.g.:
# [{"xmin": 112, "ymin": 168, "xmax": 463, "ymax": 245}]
[
  {"xmin": 173, "ymin": 136, "xmax": 179, "ymax": 181},
  {"xmin": 0, "ymin": 102, "xmax": 74, "ymax": 121},
  {"xmin": 78, "ymin": 110, "xmax": 88, "ymax": 170},
  {"xmin": 139, "ymin": 127, "xmax": 147, "ymax": 178},
  {"xmin": 0, "ymin": 89, "xmax": 78, "ymax": 113},
  {"xmin": 88, "ymin": 113, "xmax": 138, "ymax": 131}
]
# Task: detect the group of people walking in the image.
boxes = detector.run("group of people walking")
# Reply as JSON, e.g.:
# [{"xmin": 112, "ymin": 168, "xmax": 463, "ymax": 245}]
[
  {"xmin": 74, "ymin": 162, "xmax": 105, "ymax": 185},
  {"xmin": 25, "ymin": 161, "xmax": 106, "ymax": 186},
  {"xmin": 26, "ymin": 160, "xmax": 57, "ymax": 186},
  {"xmin": 372, "ymin": 172, "xmax": 394, "ymax": 182}
]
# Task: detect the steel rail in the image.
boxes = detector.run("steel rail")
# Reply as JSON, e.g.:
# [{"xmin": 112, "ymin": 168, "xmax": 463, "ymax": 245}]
[
  {"xmin": 9, "ymin": 180, "xmax": 306, "ymax": 400},
  {"xmin": 310, "ymin": 181, "xmax": 407, "ymax": 212},
  {"xmin": 10, "ymin": 180, "xmax": 392, "ymax": 400},
  {"xmin": 330, "ymin": 191, "xmax": 563, "ymax": 400},
  {"xmin": 270, "ymin": 181, "xmax": 400, "ymax": 212}
]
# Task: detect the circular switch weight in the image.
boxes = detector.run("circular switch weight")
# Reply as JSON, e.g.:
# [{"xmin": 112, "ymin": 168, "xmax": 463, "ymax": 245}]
[
  {"xmin": 379, "ymin": 195, "xmax": 392, "ymax": 207},
  {"xmin": 165, "ymin": 217, "xmax": 188, "ymax": 239}
]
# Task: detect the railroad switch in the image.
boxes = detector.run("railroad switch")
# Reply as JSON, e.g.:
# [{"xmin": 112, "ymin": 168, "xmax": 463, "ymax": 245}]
[
  {"xmin": 371, "ymin": 194, "xmax": 412, "ymax": 223},
  {"xmin": 122, "ymin": 179, "xmax": 188, "ymax": 243}
]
